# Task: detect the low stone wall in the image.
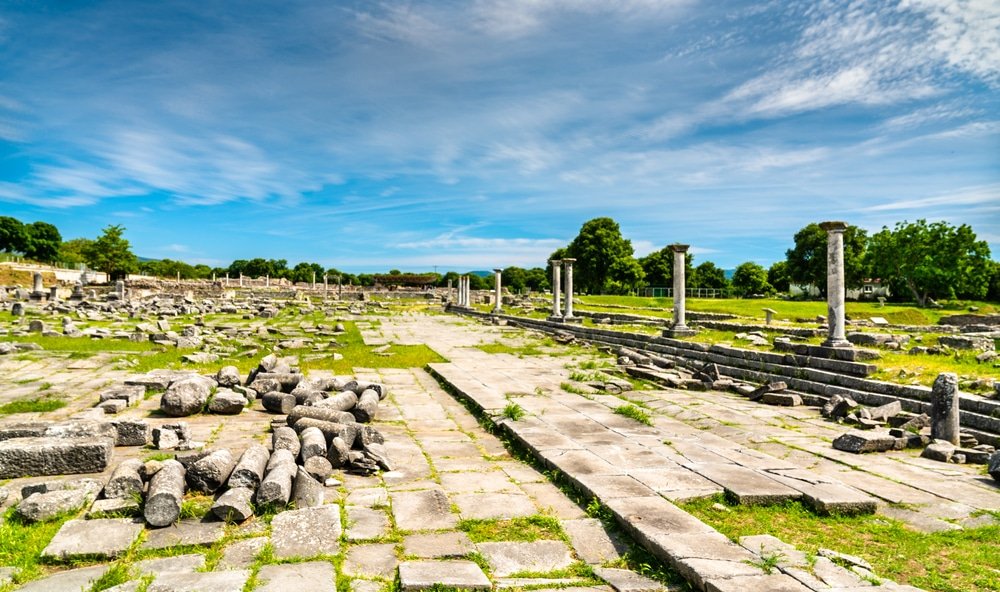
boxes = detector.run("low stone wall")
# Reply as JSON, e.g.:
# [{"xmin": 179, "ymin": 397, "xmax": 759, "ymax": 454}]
[{"xmin": 457, "ymin": 309, "xmax": 1000, "ymax": 446}]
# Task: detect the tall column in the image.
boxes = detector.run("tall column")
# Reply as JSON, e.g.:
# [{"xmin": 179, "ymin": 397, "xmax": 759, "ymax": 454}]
[
  {"xmin": 265, "ymin": 275, "xmax": 270, "ymax": 288},
  {"xmin": 670, "ymin": 244, "xmax": 696, "ymax": 336},
  {"xmin": 930, "ymin": 373, "xmax": 960, "ymax": 445},
  {"xmin": 462, "ymin": 276, "xmax": 469, "ymax": 307},
  {"xmin": 550, "ymin": 260, "xmax": 562, "ymax": 320},
  {"xmin": 492, "ymin": 269, "xmax": 503, "ymax": 314},
  {"xmin": 312, "ymin": 272, "xmax": 316, "ymax": 289},
  {"xmin": 323, "ymin": 274, "xmax": 329, "ymax": 300},
  {"xmin": 447, "ymin": 279, "xmax": 453, "ymax": 303},
  {"xmin": 562, "ymin": 259, "xmax": 576, "ymax": 320},
  {"xmin": 239, "ymin": 273, "xmax": 244, "ymax": 287},
  {"xmin": 225, "ymin": 273, "xmax": 229, "ymax": 287},
  {"xmin": 31, "ymin": 272, "xmax": 43, "ymax": 296},
  {"xmin": 820, "ymin": 221, "xmax": 851, "ymax": 347}
]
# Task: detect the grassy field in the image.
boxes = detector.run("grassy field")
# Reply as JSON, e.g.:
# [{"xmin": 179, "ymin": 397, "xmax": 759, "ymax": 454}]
[
  {"xmin": 577, "ymin": 295, "xmax": 998, "ymax": 325},
  {"xmin": 683, "ymin": 495, "xmax": 1000, "ymax": 592}
]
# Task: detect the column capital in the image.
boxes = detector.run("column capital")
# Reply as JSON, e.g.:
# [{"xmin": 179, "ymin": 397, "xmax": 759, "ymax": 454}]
[
  {"xmin": 549, "ymin": 259, "xmax": 562, "ymax": 265},
  {"xmin": 493, "ymin": 268, "xmax": 503, "ymax": 273},
  {"xmin": 819, "ymin": 221, "xmax": 848, "ymax": 233},
  {"xmin": 669, "ymin": 244, "xmax": 690, "ymax": 253},
  {"xmin": 562, "ymin": 258, "xmax": 576, "ymax": 264}
]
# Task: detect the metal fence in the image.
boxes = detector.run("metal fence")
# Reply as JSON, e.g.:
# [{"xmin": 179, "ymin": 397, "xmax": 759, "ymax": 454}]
[{"xmin": 641, "ymin": 287, "xmax": 731, "ymax": 298}]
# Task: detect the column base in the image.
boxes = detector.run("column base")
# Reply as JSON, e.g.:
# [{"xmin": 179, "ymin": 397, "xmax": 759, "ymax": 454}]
[
  {"xmin": 821, "ymin": 338, "xmax": 853, "ymax": 348},
  {"xmin": 547, "ymin": 315, "xmax": 565, "ymax": 322},
  {"xmin": 561, "ymin": 316, "xmax": 583, "ymax": 324},
  {"xmin": 491, "ymin": 308, "xmax": 503, "ymax": 315},
  {"xmin": 663, "ymin": 326, "xmax": 697, "ymax": 337}
]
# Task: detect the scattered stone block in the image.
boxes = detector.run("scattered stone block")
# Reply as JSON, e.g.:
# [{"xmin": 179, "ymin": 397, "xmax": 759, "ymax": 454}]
[
  {"xmin": 160, "ymin": 375, "xmax": 214, "ymax": 417},
  {"xmin": 88, "ymin": 497, "xmax": 140, "ymax": 518},
  {"xmin": 212, "ymin": 487, "xmax": 255, "ymax": 523},
  {"xmin": 832, "ymin": 430, "xmax": 897, "ymax": 453},
  {"xmin": 0, "ymin": 436, "xmax": 113, "ymax": 479},
  {"xmin": 112, "ymin": 419, "xmax": 149, "ymax": 446},
  {"xmin": 761, "ymin": 392, "xmax": 802, "ymax": 407},
  {"xmin": 17, "ymin": 487, "xmax": 95, "ymax": 522},
  {"xmin": 142, "ymin": 519, "xmax": 225, "ymax": 550},
  {"xmin": 989, "ymin": 451, "xmax": 1000, "ymax": 483},
  {"xmin": 208, "ymin": 389, "xmax": 247, "ymax": 415},
  {"xmin": 145, "ymin": 459, "xmax": 186, "ymax": 527},
  {"xmin": 930, "ymin": 372, "xmax": 960, "ymax": 445},
  {"xmin": 105, "ymin": 459, "xmax": 144, "ymax": 499},
  {"xmin": 42, "ymin": 518, "xmax": 142, "ymax": 559},
  {"xmin": 921, "ymin": 440, "xmax": 956, "ymax": 462}
]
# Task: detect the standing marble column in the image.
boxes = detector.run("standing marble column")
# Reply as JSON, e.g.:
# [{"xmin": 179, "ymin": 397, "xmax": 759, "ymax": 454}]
[
  {"xmin": 820, "ymin": 221, "xmax": 851, "ymax": 347},
  {"xmin": 492, "ymin": 269, "xmax": 503, "ymax": 314},
  {"xmin": 458, "ymin": 276, "xmax": 465, "ymax": 307},
  {"xmin": 239, "ymin": 273, "xmax": 244, "ymax": 287},
  {"xmin": 562, "ymin": 259, "xmax": 576, "ymax": 320},
  {"xmin": 323, "ymin": 274, "xmax": 328, "ymax": 300},
  {"xmin": 312, "ymin": 272, "xmax": 316, "ymax": 289},
  {"xmin": 447, "ymin": 279, "xmax": 453, "ymax": 303},
  {"xmin": 665, "ymin": 244, "xmax": 695, "ymax": 336},
  {"xmin": 930, "ymin": 373, "xmax": 960, "ymax": 445},
  {"xmin": 31, "ymin": 272, "xmax": 44, "ymax": 297},
  {"xmin": 549, "ymin": 260, "xmax": 562, "ymax": 320}
]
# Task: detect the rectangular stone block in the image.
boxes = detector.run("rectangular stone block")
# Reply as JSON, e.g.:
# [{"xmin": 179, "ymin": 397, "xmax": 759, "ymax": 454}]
[
  {"xmin": 0, "ymin": 436, "xmax": 113, "ymax": 478},
  {"xmin": 111, "ymin": 419, "xmax": 150, "ymax": 446}
]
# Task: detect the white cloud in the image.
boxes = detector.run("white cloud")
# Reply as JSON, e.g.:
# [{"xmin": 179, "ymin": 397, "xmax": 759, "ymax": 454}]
[{"xmin": 862, "ymin": 183, "xmax": 1000, "ymax": 212}]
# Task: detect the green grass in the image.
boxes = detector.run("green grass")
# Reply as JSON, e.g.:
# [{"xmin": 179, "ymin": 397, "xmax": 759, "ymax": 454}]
[
  {"xmin": 0, "ymin": 396, "xmax": 67, "ymax": 415},
  {"xmin": 7, "ymin": 334, "xmax": 161, "ymax": 353},
  {"xmin": 683, "ymin": 495, "xmax": 1000, "ymax": 592},
  {"xmin": 458, "ymin": 515, "xmax": 566, "ymax": 543},
  {"xmin": 576, "ymin": 295, "xmax": 996, "ymax": 325},
  {"xmin": 502, "ymin": 402, "xmax": 526, "ymax": 421},
  {"xmin": 475, "ymin": 342, "xmax": 546, "ymax": 356},
  {"xmin": 613, "ymin": 404, "xmax": 652, "ymax": 426},
  {"xmin": 0, "ymin": 507, "xmax": 78, "ymax": 588}
]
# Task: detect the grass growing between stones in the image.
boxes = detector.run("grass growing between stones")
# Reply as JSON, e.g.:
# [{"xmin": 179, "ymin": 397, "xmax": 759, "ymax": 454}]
[
  {"xmin": 7, "ymin": 334, "xmax": 162, "ymax": 353},
  {"xmin": 0, "ymin": 507, "xmax": 78, "ymax": 590},
  {"xmin": 613, "ymin": 404, "xmax": 652, "ymax": 426},
  {"xmin": 458, "ymin": 516, "xmax": 565, "ymax": 543},
  {"xmin": 682, "ymin": 494, "xmax": 1000, "ymax": 592},
  {"xmin": 0, "ymin": 395, "xmax": 67, "ymax": 415}
]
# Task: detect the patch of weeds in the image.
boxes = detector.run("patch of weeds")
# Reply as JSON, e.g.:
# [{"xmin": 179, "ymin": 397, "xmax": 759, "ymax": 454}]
[
  {"xmin": 0, "ymin": 396, "xmax": 67, "ymax": 415},
  {"xmin": 143, "ymin": 386, "xmax": 166, "ymax": 401},
  {"xmin": 560, "ymin": 382, "xmax": 587, "ymax": 395},
  {"xmin": 179, "ymin": 495, "xmax": 213, "ymax": 520},
  {"xmin": 88, "ymin": 560, "xmax": 135, "ymax": 591},
  {"xmin": 613, "ymin": 404, "xmax": 652, "ymax": 426},
  {"xmin": 746, "ymin": 546, "xmax": 785, "ymax": 575},
  {"xmin": 585, "ymin": 498, "xmax": 613, "ymax": 523},
  {"xmin": 67, "ymin": 351, "xmax": 94, "ymax": 360},
  {"xmin": 204, "ymin": 423, "xmax": 224, "ymax": 446},
  {"xmin": 35, "ymin": 382, "xmax": 53, "ymax": 392},
  {"xmin": 502, "ymin": 402, "xmax": 526, "ymax": 421},
  {"xmin": 459, "ymin": 515, "xmax": 565, "ymax": 543},
  {"xmin": 143, "ymin": 451, "xmax": 174, "ymax": 462}
]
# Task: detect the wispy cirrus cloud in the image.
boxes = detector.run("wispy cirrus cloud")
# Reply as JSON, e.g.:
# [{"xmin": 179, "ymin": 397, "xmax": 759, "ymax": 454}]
[{"xmin": 862, "ymin": 183, "xmax": 1000, "ymax": 212}]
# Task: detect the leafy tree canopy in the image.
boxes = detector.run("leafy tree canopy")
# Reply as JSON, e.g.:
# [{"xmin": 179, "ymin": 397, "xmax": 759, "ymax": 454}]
[
  {"xmin": 767, "ymin": 260, "xmax": 791, "ymax": 293},
  {"xmin": 867, "ymin": 219, "xmax": 992, "ymax": 306},
  {"xmin": 692, "ymin": 261, "xmax": 728, "ymax": 291},
  {"xmin": 22, "ymin": 221, "xmax": 62, "ymax": 262},
  {"xmin": 60, "ymin": 238, "xmax": 94, "ymax": 267},
  {"xmin": 0, "ymin": 216, "xmax": 28, "ymax": 254},
  {"xmin": 566, "ymin": 218, "xmax": 641, "ymax": 294},
  {"xmin": 638, "ymin": 246, "xmax": 693, "ymax": 288},
  {"xmin": 83, "ymin": 224, "xmax": 137, "ymax": 280},
  {"xmin": 731, "ymin": 262, "xmax": 772, "ymax": 297},
  {"xmin": 785, "ymin": 223, "xmax": 868, "ymax": 295}
]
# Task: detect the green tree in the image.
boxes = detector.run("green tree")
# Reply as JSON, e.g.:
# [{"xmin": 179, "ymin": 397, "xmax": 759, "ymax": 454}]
[
  {"xmin": 565, "ymin": 218, "xmax": 640, "ymax": 294},
  {"xmin": 290, "ymin": 262, "xmax": 325, "ymax": 284},
  {"xmin": 731, "ymin": 262, "xmax": 772, "ymax": 297},
  {"xmin": 638, "ymin": 246, "xmax": 693, "ymax": 288},
  {"xmin": 0, "ymin": 216, "xmax": 27, "ymax": 254},
  {"xmin": 545, "ymin": 248, "xmax": 569, "ymax": 288},
  {"xmin": 867, "ymin": 219, "xmax": 992, "ymax": 306},
  {"xmin": 767, "ymin": 260, "xmax": 791, "ymax": 294},
  {"xmin": 59, "ymin": 238, "xmax": 94, "ymax": 267},
  {"xmin": 988, "ymin": 261, "xmax": 1000, "ymax": 302},
  {"xmin": 23, "ymin": 221, "xmax": 62, "ymax": 262},
  {"xmin": 84, "ymin": 225, "xmax": 137, "ymax": 280},
  {"xmin": 502, "ymin": 267, "xmax": 528, "ymax": 293},
  {"xmin": 785, "ymin": 223, "xmax": 868, "ymax": 296},
  {"xmin": 692, "ymin": 261, "xmax": 728, "ymax": 291},
  {"xmin": 523, "ymin": 267, "xmax": 549, "ymax": 292}
]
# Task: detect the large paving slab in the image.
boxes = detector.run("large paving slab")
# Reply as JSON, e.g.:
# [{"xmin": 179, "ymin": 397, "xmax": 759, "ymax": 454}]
[
  {"xmin": 146, "ymin": 570, "xmax": 251, "ymax": 592},
  {"xmin": 256, "ymin": 561, "xmax": 336, "ymax": 592},
  {"xmin": 41, "ymin": 518, "xmax": 143, "ymax": 559},
  {"xmin": 397, "ymin": 560, "xmax": 492, "ymax": 591},
  {"xmin": 476, "ymin": 540, "xmax": 576, "ymax": 577},
  {"xmin": 390, "ymin": 488, "xmax": 459, "ymax": 531},
  {"xmin": 15, "ymin": 564, "xmax": 110, "ymax": 592},
  {"xmin": 270, "ymin": 504, "xmax": 343, "ymax": 558}
]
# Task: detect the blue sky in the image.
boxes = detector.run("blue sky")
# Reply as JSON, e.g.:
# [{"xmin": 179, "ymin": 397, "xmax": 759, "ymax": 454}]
[{"xmin": 0, "ymin": 0, "xmax": 997, "ymax": 273}]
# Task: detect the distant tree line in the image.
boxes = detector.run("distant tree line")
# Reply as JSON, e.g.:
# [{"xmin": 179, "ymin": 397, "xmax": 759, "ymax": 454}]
[
  {"xmin": 2, "ymin": 214, "xmax": 997, "ymax": 306},
  {"xmin": 545, "ymin": 217, "xmax": 999, "ymax": 306}
]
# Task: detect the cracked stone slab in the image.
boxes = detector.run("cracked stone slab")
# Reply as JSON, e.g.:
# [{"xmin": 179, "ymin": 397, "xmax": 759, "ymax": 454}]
[
  {"xmin": 403, "ymin": 532, "xmax": 475, "ymax": 558},
  {"xmin": 271, "ymin": 505, "xmax": 342, "ymax": 558},
  {"xmin": 16, "ymin": 564, "xmax": 110, "ymax": 592},
  {"xmin": 257, "ymin": 561, "xmax": 335, "ymax": 592},
  {"xmin": 142, "ymin": 519, "xmax": 226, "ymax": 550},
  {"xmin": 41, "ymin": 518, "xmax": 142, "ymax": 560},
  {"xmin": 346, "ymin": 506, "xmax": 390, "ymax": 541},
  {"xmin": 592, "ymin": 567, "xmax": 666, "ymax": 592},
  {"xmin": 397, "ymin": 560, "xmax": 491, "ymax": 591},
  {"xmin": 561, "ymin": 518, "xmax": 624, "ymax": 565},
  {"xmin": 343, "ymin": 543, "xmax": 398, "ymax": 578},
  {"xmin": 390, "ymin": 488, "xmax": 458, "ymax": 531},
  {"xmin": 737, "ymin": 535, "xmax": 808, "ymax": 568},
  {"xmin": 147, "ymin": 570, "xmax": 251, "ymax": 592},
  {"xmin": 686, "ymin": 463, "xmax": 801, "ymax": 506},
  {"xmin": 476, "ymin": 540, "xmax": 575, "ymax": 577},
  {"xmin": 704, "ymin": 573, "xmax": 814, "ymax": 592},
  {"xmin": 218, "ymin": 537, "xmax": 269, "ymax": 569},
  {"xmin": 136, "ymin": 553, "xmax": 206, "ymax": 576},
  {"xmin": 452, "ymin": 492, "xmax": 538, "ymax": 519},
  {"xmin": 345, "ymin": 487, "xmax": 389, "ymax": 508}
]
